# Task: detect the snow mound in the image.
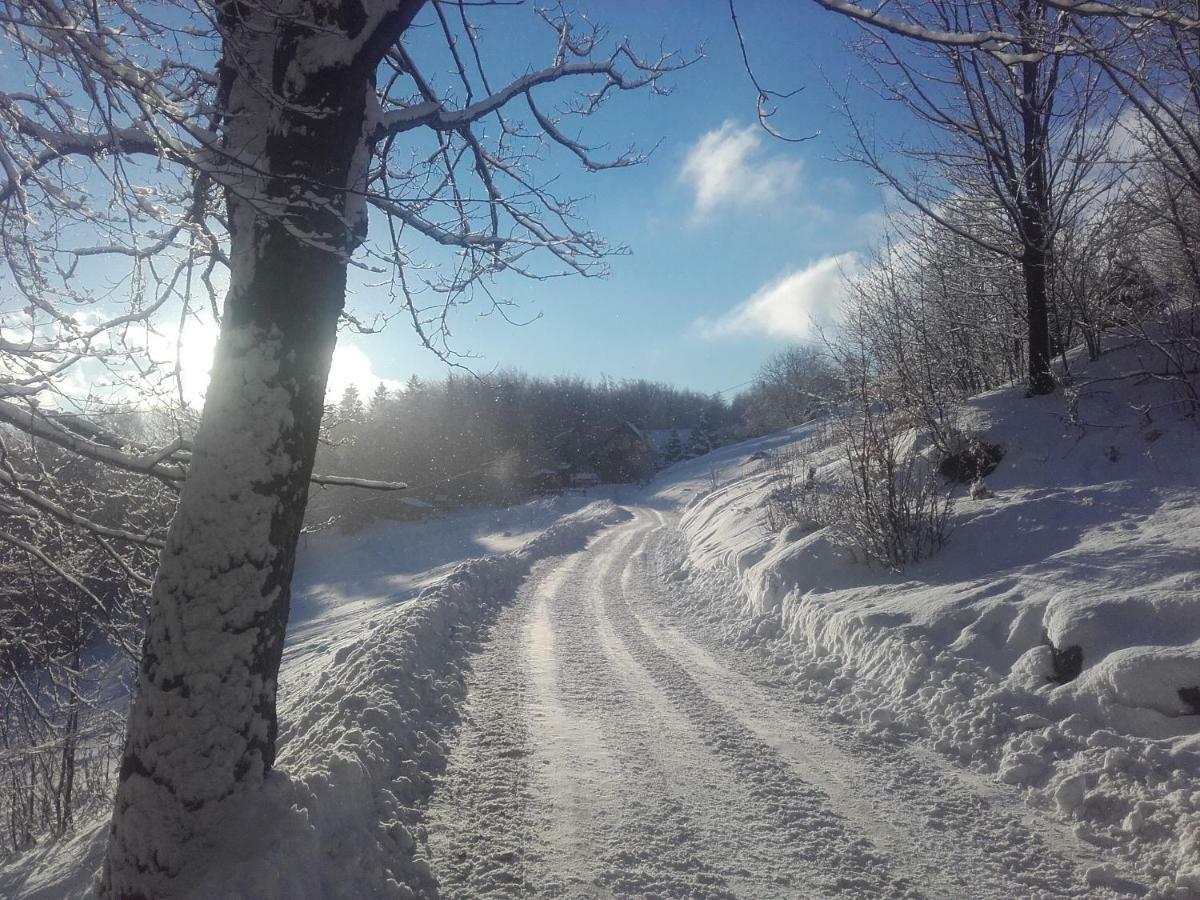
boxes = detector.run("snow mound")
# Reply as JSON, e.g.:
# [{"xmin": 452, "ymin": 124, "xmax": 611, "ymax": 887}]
[
  {"xmin": 183, "ymin": 501, "xmax": 631, "ymax": 900},
  {"xmin": 661, "ymin": 339, "xmax": 1200, "ymax": 892}
]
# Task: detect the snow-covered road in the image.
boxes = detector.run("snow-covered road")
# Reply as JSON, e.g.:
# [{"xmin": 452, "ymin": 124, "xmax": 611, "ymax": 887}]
[{"xmin": 424, "ymin": 507, "xmax": 1121, "ymax": 899}]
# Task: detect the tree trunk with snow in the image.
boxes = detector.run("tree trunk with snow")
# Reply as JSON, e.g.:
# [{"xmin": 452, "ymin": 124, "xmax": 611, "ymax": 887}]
[
  {"xmin": 1018, "ymin": 0, "xmax": 1056, "ymax": 396},
  {"xmin": 101, "ymin": 3, "xmax": 423, "ymax": 895}
]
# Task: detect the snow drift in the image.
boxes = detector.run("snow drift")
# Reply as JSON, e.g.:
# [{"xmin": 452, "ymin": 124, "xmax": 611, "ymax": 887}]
[{"xmin": 660, "ymin": 341, "xmax": 1200, "ymax": 894}]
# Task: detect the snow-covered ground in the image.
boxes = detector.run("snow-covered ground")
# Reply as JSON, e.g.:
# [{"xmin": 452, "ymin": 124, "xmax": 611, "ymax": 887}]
[
  {"xmin": 0, "ymin": 496, "xmax": 628, "ymax": 899},
  {"xmin": 653, "ymin": 341, "xmax": 1200, "ymax": 896},
  {"xmin": 422, "ymin": 507, "xmax": 1120, "ymax": 898},
  {"xmin": 2, "ymin": 340, "xmax": 1197, "ymax": 898}
]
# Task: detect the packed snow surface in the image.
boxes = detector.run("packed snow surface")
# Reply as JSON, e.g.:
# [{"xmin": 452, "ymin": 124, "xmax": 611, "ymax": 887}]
[{"xmin": 422, "ymin": 508, "xmax": 1118, "ymax": 898}]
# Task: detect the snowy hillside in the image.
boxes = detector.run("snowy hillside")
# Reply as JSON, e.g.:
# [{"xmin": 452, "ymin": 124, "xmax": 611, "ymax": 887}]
[{"xmin": 654, "ymin": 342, "xmax": 1200, "ymax": 894}]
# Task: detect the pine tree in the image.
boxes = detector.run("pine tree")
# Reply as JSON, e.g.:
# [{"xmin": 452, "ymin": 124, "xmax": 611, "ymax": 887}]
[
  {"xmin": 686, "ymin": 415, "xmax": 715, "ymax": 459},
  {"xmin": 369, "ymin": 383, "xmax": 391, "ymax": 416},
  {"xmin": 663, "ymin": 430, "xmax": 684, "ymax": 464}
]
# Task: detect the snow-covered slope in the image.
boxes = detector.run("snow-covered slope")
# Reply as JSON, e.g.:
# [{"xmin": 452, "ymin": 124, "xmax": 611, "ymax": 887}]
[{"xmin": 657, "ymin": 344, "xmax": 1200, "ymax": 894}]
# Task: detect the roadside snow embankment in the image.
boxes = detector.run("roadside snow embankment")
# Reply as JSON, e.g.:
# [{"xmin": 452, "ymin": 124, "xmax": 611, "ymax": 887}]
[
  {"xmin": 661, "ymin": 345, "xmax": 1200, "ymax": 895},
  {"xmin": 211, "ymin": 500, "xmax": 631, "ymax": 900},
  {"xmin": 0, "ymin": 500, "xmax": 628, "ymax": 900}
]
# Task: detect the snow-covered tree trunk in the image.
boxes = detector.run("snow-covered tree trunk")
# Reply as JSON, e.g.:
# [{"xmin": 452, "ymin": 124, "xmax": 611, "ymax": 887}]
[
  {"xmin": 1018, "ymin": 0, "xmax": 1056, "ymax": 397},
  {"xmin": 101, "ymin": 4, "xmax": 422, "ymax": 895}
]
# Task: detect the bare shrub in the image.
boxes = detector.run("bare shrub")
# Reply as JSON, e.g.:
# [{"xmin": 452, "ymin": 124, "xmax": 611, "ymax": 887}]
[
  {"xmin": 762, "ymin": 409, "xmax": 952, "ymax": 571},
  {"xmin": 1, "ymin": 709, "xmax": 124, "ymax": 854},
  {"xmin": 705, "ymin": 465, "xmax": 723, "ymax": 495},
  {"xmin": 761, "ymin": 448, "xmax": 827, "ymax": 534},
  {"xmin": 832, "ymin": 406, "xmax": 953, "ymax": 571}
]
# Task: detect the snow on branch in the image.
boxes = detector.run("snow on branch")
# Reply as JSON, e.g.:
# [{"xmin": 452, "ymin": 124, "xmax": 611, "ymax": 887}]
[
  {"xmin": 309, "ymin": 474, "xmax": 407, "ymax": 491},
  {"xmin": 810, "ymin": 0, "xmax": 1046, "ymax": 61},
  {"xmin": 1042, "ymin": 0, "xmax": 1200, "ymax": 31}
]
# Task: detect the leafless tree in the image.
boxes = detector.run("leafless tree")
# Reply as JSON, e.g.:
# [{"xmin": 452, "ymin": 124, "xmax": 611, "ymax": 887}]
[
  {"xmin": 811, "ymin": 0, "xmax": 1117, "ymax": 396},
  {"xmin": 740, "ymin": 345, "xmax": 841, "ymax": 434},
  {"xmin": 0, "ymin": 0, "xmax": 685, "ymax": 894},
  {"xmin": 841, "ymin": 205, "xmax": 1028, "ymax": 440}
]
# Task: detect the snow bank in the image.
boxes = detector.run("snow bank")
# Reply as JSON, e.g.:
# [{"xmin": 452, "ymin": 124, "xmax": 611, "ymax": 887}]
[
  {"xmin": 663, "ymin": 341, "xmax": 1200, "ymax": 894},
  {"xmin": 181, "ymin": 500, "xmax": 630, "ymax": 900},
  {"xmin": 0, "ymin": 500, "xmax": 628, "ymax": 900},
  {"xmin": 287, "ymin": 494, "xmax": 598, "ymax": 641}
]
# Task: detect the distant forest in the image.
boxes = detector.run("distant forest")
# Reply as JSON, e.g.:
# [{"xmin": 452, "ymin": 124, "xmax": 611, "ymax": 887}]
[{"xmin": 307, "ymin": 359, "xmax": 833, "ymax": 529}]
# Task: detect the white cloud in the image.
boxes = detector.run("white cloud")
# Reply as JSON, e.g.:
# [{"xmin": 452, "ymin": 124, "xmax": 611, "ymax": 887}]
[
  {"xmin": 679, "ymin": 121, "xmax": 802, "ymax": 217},
  {"xmin": 695, "ymin": 253, "xmax": 857, "ymax": 342}
]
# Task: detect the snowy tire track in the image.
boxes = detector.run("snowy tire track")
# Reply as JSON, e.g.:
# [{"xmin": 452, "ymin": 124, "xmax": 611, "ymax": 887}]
[
  {"xmin": 593, "ymin": 520, "xmax": 914, "ymax": 899},
  {"xmin": 420, "ymin": 571, "xmax": 542, "ymax": 898},
  {"xmin": 424, "ymin": 507, "xmax": 1122, "ymax": 899}
]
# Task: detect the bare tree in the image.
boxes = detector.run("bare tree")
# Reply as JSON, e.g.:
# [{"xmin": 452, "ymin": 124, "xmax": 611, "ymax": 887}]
[
  {"xmin": 0, "ymin": 0, "xmax": 684, "ymax": 894},
  {"xmin": 841, "ymin": 206, "xmax": 1028, "ymax": 436},
  {"xmin": 1087, "ymin": 4, "xmax": 1199, "ymax": 301},
  {"xmin": 811, "ymin": 0, "xmax": 1116, "ymax": 395},
  {"xmin": 741, "ymin": 345, "xmax": 841, "ymax": 434}
]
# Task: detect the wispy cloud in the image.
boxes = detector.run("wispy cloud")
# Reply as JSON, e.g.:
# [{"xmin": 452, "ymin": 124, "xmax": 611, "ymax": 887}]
[
  {"xmin": 679, "ymin": 121, "xmax": 802, "ymax": 218},
  {"xmin": 694, "ymin": 253, "xmax": 857, "ymax": 342}
]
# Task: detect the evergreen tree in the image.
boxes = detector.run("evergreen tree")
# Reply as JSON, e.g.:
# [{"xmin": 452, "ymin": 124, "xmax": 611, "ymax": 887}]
[
  {"xmin": 663, "ymin": 430, "xmax": 684, "ymax": 464},
  {"xmin": 338, "ymin": 384, "xmax": 365, "ymax": 427},
  {"xmin": 369, "ymin": 383, "xmax": 391, "ymax": 416},
  {"xmin": 686, "ymin": 415, "xmax": 715, "ymax": 459}
]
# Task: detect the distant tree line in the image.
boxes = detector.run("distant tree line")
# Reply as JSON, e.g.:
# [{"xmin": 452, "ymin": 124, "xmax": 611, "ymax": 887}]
[{"xmin": 308, "ymin": 372, "xmax": 737, "ymax": 529}]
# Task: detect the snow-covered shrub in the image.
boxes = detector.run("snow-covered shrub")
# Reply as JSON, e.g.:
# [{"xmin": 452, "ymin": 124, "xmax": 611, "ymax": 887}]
[
  {"xmin": 936, "ymin": 433, "xmax": 1004, "ymax": 483},
  {"xmin": 0, "ymin": 715, "xmax": 123, "ymax": 855},
  {"xmin": 761, "ymin": 448, "xmax": 828, "ymax": 534},
  {"xmin": 831, "ymin": 405, "xmax": 953, "ymax": 571},
  {"xmin": 762, "ymin": 410, "xmax": 953, "ymax": 570}
]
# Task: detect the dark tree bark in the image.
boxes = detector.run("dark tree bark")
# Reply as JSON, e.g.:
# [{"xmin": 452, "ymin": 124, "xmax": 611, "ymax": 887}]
[
  {"xmin": 101, "ymin": 2, "xmax": 425, "ymax": 896},
  {"xmin": 1018, "ymin": 0, "xmax": 1057, "ymax": 395}
]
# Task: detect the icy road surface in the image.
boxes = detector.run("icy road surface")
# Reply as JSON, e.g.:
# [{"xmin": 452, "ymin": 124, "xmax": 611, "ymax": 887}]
[{"xmin": 424, "ymin": 508, "xmax": 1125, "ymax": 899}]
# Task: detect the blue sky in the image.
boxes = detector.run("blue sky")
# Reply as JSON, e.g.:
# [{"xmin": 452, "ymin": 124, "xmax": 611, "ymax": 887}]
[{"xmin": 343, "ymin": 2, "xmax": 900, "ymax": 398}]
